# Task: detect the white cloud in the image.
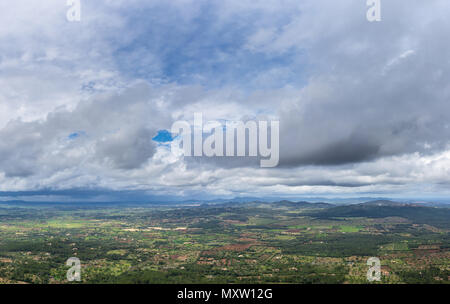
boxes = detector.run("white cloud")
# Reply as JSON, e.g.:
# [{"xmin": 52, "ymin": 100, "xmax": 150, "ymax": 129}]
[{"xmin": 0, "ymin": 0, "xmax": 450, "ymax": 199}]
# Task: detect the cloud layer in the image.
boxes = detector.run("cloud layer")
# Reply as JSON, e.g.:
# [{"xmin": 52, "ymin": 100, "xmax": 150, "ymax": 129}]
[{"xmin": 1, "ymin": 0, "xmax": 450, "ymax": 200}]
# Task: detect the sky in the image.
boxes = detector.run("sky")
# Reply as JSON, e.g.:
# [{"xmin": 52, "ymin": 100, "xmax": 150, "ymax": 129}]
[{"xmin": 1, "ymin": 0, "xmax": 450, "ymax": 202}]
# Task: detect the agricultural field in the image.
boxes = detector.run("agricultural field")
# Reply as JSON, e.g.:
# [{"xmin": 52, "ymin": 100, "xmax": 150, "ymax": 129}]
[{"xmin": 0, "ymin": 200, "xmax": 448, "ymax": 284}]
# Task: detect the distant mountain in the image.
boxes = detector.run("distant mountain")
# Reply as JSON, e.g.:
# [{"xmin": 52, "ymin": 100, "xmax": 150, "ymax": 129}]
[
  {"xmin": 296, "ymin": 201, "xmax": 335, "ymax": 208},
  {"xmin": 306, "ymin": 200, "xmax": 450, "ymax": 228},
  {"xmin": 272, "ymin": 200, "xmax": 334, "ymax": 209},
  {"xmin": 410, "ymin": 201, "xmax": 450, "ymax": 208},
  {"xmin": 360, "ymin": 200, "xmax": 412, "ymax": 207}
]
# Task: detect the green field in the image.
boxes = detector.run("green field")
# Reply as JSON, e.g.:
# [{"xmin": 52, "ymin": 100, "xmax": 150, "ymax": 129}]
[{"xmin": 0, "ymin": 201, "xmax": 448, "ymax": 284}]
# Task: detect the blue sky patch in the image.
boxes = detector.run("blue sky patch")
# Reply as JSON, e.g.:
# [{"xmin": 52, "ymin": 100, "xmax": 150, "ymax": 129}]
[
  {"xmin": 68, "ymin": 133, "xmax": 80, "ymax": 140},
  {"xmin": 152, "ymin": 130, "xmax": 174, "ymax": 143},
  {"xmin": 68, "ymin": 131, "xmax": 86, "ymax": 140}
]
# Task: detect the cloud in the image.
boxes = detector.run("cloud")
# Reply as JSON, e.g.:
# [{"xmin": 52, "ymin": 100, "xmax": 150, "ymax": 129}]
[
  {"xmin": 272, "ymin": 0, "xmax": 450, "ymax": 167},
  {"xmin": 382, "ymin": 49, "xmax": 415, "ymax": 75},
  {"xmin": 0, "ymin": 83, "xmax": 171, "ymax": 181},
  {"xmin": 0, "ymin": 0, "xmax": 450, "ymax": 199}
]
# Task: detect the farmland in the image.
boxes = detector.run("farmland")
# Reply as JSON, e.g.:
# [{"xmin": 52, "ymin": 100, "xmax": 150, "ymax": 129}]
[{"xmin": 0, "ymin": 201, "xmax": 448, "ymax": 284}]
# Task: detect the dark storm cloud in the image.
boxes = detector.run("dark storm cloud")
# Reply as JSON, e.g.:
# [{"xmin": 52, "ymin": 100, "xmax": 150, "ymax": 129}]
[
  {"xmin": 96, "ymin": 128, "xmax": 156, "ymax": 170},
  {"xmin": 270, "ymin": 1, "xmax": 450, "ymax": 167},
  {"xmin": 0, "ymin": 83, "xmax": 171, "ymax": 177}
]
